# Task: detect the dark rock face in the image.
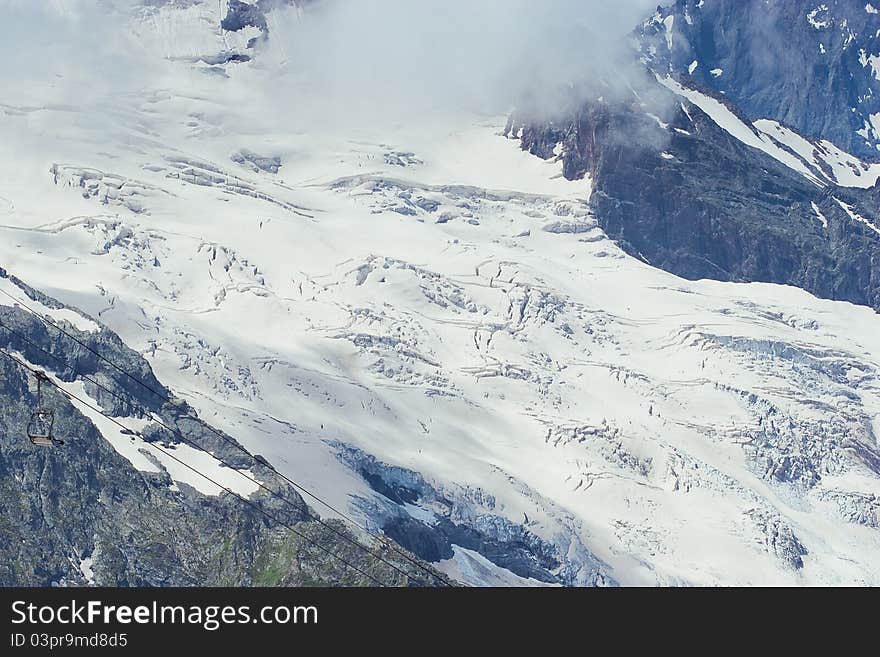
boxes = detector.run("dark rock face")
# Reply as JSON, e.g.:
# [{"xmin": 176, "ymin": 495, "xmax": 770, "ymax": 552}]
[
  {"xmin": 512, "ymin": 88, "xmax": 880, "ymax": 310},
  {"xmin": 508, "ymin": 0, "xmax": 880, "ymax": 316},
  {"xmin": 221, "ymin": 0, "xmax": 308, "ymax": 43},
  {"xmin": 383, "ymin": 516, "xmax": 454, "ymax": 563},
  {"xmin": 337, "ymin": 443, "xmax": 614, "ymax": 586},
  {"xmin": 638, "ymin": 0, "xmax": 880, "ymax": 160},
  {"xmin": 221, "ymin": 0, "xmax": 269, "ymax": 34},
  {"xmin": 0, "ymin": 272, "xmax": 437, "ymax": 586},
  {"xmin": 381, "ymin": 512, "xmax": 561, "ymax": 583}
]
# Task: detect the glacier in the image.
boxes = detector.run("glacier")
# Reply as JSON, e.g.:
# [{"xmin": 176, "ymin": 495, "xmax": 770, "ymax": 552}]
[{"xmin": 1, "ymin": 0, "xmax": 879, "ymax": 586}]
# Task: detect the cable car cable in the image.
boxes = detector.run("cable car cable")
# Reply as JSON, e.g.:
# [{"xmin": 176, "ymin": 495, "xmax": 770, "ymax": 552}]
[
  {"xmin": 0, "ymin": 319, "xmax": 444, "ymax": 586},
  {"xmin": 26, "ymin": 369, "xmax": 63, "ymax": 446},
  {"xmin": 0, "ymin": 346, "xmax": 393, "ymax": 587},
  {"xmin": 0, "ymin": 284, "xmax": 456, "ymax": 587}
]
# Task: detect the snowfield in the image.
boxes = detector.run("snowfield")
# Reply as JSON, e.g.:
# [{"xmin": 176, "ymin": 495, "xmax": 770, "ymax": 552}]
[
  {"xmin": 660, "ymin": 76, "xmax": 880, "ymax": 189},
  {"xmin": 1, "ymin": 1, "xmax": 879, "ymax": 586}
]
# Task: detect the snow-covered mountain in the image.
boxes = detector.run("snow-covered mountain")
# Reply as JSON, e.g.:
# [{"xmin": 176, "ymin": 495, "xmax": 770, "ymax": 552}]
[
  {"xmin": 1, "ymin": 0, "xmax": 879, "ymax": 586},
  {"xmin": 639, "ymin": 0, "xmax": 880, "ymax": 159}
]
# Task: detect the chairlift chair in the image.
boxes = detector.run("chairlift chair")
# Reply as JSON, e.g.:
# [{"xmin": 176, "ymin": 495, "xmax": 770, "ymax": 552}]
[{"xmin": 27, "ymin": 371, "xmax": 63, "ymax": 447}]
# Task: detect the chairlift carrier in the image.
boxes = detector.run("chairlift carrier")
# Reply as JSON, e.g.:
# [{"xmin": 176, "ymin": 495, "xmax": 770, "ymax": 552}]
[{"xmin": 27, "ymin": 371, "xmax": 63, "ymax": 447}]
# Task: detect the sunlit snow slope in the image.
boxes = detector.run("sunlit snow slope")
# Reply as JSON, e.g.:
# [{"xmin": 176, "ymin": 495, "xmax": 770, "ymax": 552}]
[{"xmin": 2, "ymin": 1, "xmax": 879, "ymax": 586}]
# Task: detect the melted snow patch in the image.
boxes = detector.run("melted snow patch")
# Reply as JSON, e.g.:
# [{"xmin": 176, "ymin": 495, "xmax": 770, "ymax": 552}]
[
  {"xmin": 755, "ymin": 119, "xmax": 880, "ymax": 188},
  {"xmin": 811, "ymin": 202, "xmax": 829, "ymax": 229},
  {"xmin": 13, "ymin": 353, "xmax": 261, "ymax": 497},
  {"xmin": 808, "ymin": 5, "xmax": 832, "ymax": 29},
  {"xmin": 156, "ymin": 442, "xmax": 262, "ymax": 497},
  {"xmin": 0, "ymin": 277, "xmax": 100, "ymax": 333},
  {"xmin": 658, "ymin": 81, "xmax": 880, "ymax": 189},
  {"xmin": 78, "ymin": 556, "xmax": 95, "ymax": 585},
  {"xmin": 835, "ymin": 198, "xmax": 880, "ymax": 235},
  {"xmin": 663, "ymin": 15, "xmax": 675, "ymax": 50},
  {"xmin": 660, "ymin": 77, "xmax": 823, "ymax": 185},
  {"xmin": 859, "ymin": 48, "xmax": 880, "ymax": 81},
  {"xmin": 815, "ymin": 139, "xmax": 880, "ymax": 187}
]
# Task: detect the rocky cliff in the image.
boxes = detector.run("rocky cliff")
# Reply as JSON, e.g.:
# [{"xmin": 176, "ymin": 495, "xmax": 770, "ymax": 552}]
[{"xmin": 0, "ymin": 271, "xmax": 440, "ymax": 587}]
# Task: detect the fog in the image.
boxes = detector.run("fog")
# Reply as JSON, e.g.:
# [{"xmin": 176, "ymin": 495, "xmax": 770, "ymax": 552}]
[
  {"xmin": 1, "ymin": 1, "xmax": 161, "ymax": 102},
  {"xmin": 261, "ymin": 0, "xmax": 662, "ymax": 123},
  {"xmin": 0, "ymin": 0, "xmax": 663, "ymax": 130}
]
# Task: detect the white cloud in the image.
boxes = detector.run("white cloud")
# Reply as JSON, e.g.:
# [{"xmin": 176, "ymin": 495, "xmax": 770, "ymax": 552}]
[
  {"xmin": 258, "ymin": 0, "xmax": 661, "ymax": 122},
  {"xmin": 0, "ymin": 0, "xmax": 662, "ymax": 130}
]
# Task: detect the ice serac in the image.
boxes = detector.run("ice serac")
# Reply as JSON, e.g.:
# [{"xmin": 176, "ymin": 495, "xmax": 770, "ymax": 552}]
[{"xmin": 639, "ymin": 0, "xmax": 880, "ymax": 160}]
